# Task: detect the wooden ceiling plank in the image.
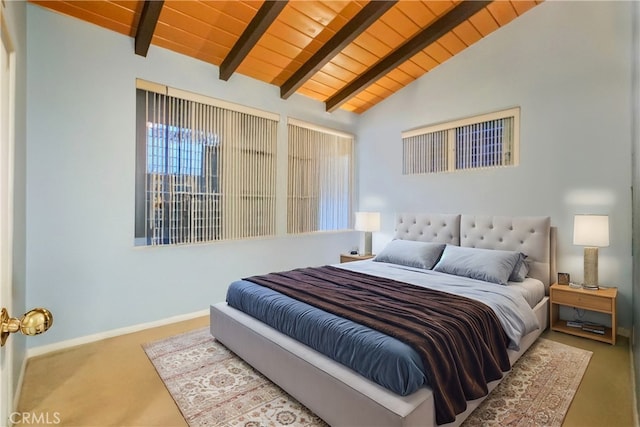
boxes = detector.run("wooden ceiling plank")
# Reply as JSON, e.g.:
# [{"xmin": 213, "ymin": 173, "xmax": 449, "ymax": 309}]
[
  {"xmin": 511, "ymin": 0, "xmax": 538, "ymax": 16},
  {"xmin": 362, "ymin": 20, "xmax": 404, "ymax": 50},
  {"xmin": 237, "ymin": 56, "xmax": 283, "ymax": 82},
  {"xmin": 396, "ymin": 60, "xmax": 426, "ymax": 79},
  {"xmin": 375, "ymin": 75, "xmax": 403, "ymax": 92},
  {"xmin": 452, "ymin": 20, "xmax": 482, "ymax": 46},
  {"xmin": 437, "ymin": 32, "xmax": 467, "ymax": 56},
  {"xmin": 327, "ymin": 53, "xmax": 367, "ymax": 76},
  {"xmin": 280, "ymin": 0, "xmax": 397, "ymax": 99},
  {"xmin": 365, "ymin": 82, "xmax": 394, "ymax": 98},
  {"xmin": 167, "ymin": 2, "xmax": 245, "ymax": 36},
  {"xmin": 409, "ymin": 51, "xmax": 439, "ymax": 72},
  {"xmin": 353, "ymin": 32, "xmax": 394, "ymax": 57},
  {"xmin": 423, "ymin": 42, "xmax": 452, "ymax": 64},
  {"xmin": 153, "ymin": 37, "xmax": 223, "ymax": 65},
  {"xmin": 424, "ymin": 1, "xmax": 457, "ymax": 17},
  {"xmin": 468, "ymin": 8, "xmax": 499, "ymax": 36},
  {"xmin": 325, "ymin": 0, "xmax": 491, "ymax": 112},
  {"xmin": 394, "ymin": 1, "xmax": 436, "ymax": 29},
  {"xmin": 31, "ymin": 1, "xmax": 135, "ymax": 36},
  {"xmin": 219, "ymin": 0, "xmax": 288, "ymax": 81},
  {"xmin": 385, "ymin": 68, "xmax": 414, "ymax": 86},
  {"xmin": 278, "ymin": 5, "xmax": 328, "ymax": 40},
  {"xmin": 309, "ymin": 70, "xmax": 346, "ymax": 90},
  {"xmin": 250, "ymin": 44, "xmax": 297, "ymax": 69},
  {"xmin": 486, "ymin": 1, "xmax": 518, "ymax": 26},
  {"xmin": 296, "ymin": 86, "xmax": 328, "ymax": 103},
  {"xmin": 259, "ymin": 33, "xmax": 304, "ymax": 60},
  {"xmin": 135, "ymin": 0, "xmax": 165, "ymax": 57},
  {"xmin": 153, "ymin": 21, "xmax": 229, "ymax": 62},
  {"xmin": 158, "ymin": 7, "xmax": 236, "ymax": 50},
  {"xmin": 340, "ymin": 43, "xmax": 378, "ymax": 66},
  {"xmin": 320, "ymin": 61, "xmax": 359, "ymax": 83},
  {"xmin": 300, "ymin": 79, "xmax": 335, "ymax": 98}
]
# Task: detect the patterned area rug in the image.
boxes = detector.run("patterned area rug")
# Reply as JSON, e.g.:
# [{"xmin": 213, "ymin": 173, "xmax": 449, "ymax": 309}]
[{"xmin": 143, "ymin": 327, "xmax": 592, "ymax": 427}]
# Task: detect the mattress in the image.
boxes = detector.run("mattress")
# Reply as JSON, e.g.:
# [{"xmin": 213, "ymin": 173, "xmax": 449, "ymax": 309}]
[{"xmin": 226, "ymin": 260, "xmax": 542, "ymax": 398}]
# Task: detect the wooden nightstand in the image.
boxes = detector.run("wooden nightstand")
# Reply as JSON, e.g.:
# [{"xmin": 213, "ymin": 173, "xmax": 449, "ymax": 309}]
[
  {"xmin": 549, "ymin": 283, "xmax": 618, "ymax": 345},
  {"xmin": 339, "ymin": 253, "xmax": 375, "ymax": 263}
]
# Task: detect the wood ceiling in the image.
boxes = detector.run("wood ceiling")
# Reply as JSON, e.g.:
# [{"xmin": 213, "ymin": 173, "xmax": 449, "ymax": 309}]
[{"xmin": 30, "ymin": 0, "xmax": 542, "ymax": 114}]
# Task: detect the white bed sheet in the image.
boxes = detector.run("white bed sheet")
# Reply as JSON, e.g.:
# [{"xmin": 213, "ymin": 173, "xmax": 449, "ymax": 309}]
[{"xmin": 506, "ymin": 277, "xmax": 546, "ymax": 308}]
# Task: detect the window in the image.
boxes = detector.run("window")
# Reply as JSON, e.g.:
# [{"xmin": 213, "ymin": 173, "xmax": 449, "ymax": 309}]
[
  {"xmin": 287, "ymin": 120, "xmax": 354, "ymax": 234},
  {"xmin": 135, "ymin": 80, "xmax": 278, "ymax": 245},
  {"xmin": 402, "ymin": 107, "xmax": 519, "ymax": 175}
]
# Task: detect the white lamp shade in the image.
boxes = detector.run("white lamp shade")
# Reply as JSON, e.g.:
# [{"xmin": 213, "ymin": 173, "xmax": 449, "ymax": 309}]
[
  {"xmin": 573, "ymin": 215, "xmax": 609, "ymax": 247},
  {"xmin": 354, "ymin": 212, "xmax": 380, "ymax": 232}
]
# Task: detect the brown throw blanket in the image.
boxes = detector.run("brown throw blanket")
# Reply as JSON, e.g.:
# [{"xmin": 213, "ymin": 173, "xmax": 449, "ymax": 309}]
[{"xmin": 244, "ymin": 265, "xmax": 511, "ymax": 425}]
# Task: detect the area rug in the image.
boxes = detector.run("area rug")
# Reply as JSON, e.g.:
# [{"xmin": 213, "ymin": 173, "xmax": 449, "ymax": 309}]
[{"xmin": 143, "ymin": 328, "xmax": 592, "ymax": 427}]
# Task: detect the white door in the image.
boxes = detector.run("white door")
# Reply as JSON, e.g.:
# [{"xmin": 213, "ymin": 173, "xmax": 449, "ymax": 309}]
[{"xmin": 0, "ymin": 9, "xmax": 16, "ymax": 426}]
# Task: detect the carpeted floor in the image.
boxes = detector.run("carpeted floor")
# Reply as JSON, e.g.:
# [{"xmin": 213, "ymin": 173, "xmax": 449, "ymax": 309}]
[{"xmin": 143, "ymin": 327, "xmax": 592, "ymax": 427}]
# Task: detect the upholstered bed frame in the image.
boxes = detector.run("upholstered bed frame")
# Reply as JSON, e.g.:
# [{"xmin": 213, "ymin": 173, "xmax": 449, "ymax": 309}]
[{"xmin": 210, "ymin": 214, "xmax": 556, "ymax": 427}]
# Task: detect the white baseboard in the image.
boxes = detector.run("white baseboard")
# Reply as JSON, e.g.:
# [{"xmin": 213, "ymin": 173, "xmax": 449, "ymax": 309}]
[{"xmin": 26, "ymin": 309, "xmax": 209, "ymax": 358}]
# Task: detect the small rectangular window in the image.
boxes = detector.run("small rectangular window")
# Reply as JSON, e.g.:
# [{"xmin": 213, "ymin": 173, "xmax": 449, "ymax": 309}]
[{"xmin": 402, "ymin": 107, "xmax": 519, "ymax": 175}]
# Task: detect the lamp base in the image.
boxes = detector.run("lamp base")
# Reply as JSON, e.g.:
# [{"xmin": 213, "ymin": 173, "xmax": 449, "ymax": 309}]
[
  {"xmin": 362, "ymin": 231, "xmax": 373, "ymax": 256},
  {"xmin": 583, "ymin": 246, "xmax": 599, "ymax": 288}
]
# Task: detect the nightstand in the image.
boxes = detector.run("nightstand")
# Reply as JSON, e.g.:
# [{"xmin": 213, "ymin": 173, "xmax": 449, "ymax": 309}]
[
  {"xmin": 549, "ymin": 283, "xmax": 617, "ymax": 345},
  {"xmin": 339, "ymin": 253, "xmax": 375, "ymax": 263}
]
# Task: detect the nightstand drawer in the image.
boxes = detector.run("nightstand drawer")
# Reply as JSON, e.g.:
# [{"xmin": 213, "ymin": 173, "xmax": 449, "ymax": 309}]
[{"xmin": 552, "ymin": 289, "xmax": 612, "ymax": 312}]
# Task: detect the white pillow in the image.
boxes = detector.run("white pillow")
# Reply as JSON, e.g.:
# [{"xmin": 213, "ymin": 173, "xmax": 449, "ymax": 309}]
[{"xmin": 374, "ymin": 240, "xmax": 446, "ymax": 270}]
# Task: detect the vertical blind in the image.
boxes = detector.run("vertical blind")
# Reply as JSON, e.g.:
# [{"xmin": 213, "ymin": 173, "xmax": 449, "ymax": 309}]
[
  {"xmin": 287, "ymin": 122, "xmax": 354, "ymax": 234},
  {"xmin": 402, "ymin": 130, "xmax": 448, "ymax": 174},
  {"xmin": 455, "ymin": 117, "xmax": 514, "ymax": 170},
  {"xmin": 135, "ymin": 85, "xmax": 277, "ymax": 245}
]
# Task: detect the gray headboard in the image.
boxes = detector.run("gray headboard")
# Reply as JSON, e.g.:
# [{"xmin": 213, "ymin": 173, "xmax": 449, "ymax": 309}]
[{"xmin": 395, "ymin": 213, "xmax": 557, "ymax": 288}]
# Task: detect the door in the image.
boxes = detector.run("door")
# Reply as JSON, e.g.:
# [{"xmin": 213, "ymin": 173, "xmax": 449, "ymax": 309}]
[{"xmin": 0, "ymin": 9, "xmax": 15, "ymax": 426}]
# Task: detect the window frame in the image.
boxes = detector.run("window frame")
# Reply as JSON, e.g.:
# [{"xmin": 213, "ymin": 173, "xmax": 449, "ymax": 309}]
[
  {"xmin": 134, "ymin": 79, "xmax": 279, "ymax": 246},
  {"xmin": 402, "ymin": 107, "xmax": 520, "ymax": 175}
]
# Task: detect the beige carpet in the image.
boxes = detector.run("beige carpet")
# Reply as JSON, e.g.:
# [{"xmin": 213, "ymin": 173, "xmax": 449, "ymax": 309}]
[{"xmin": 143, "ymin": 327, "xmax": 592, "ymax": 427}]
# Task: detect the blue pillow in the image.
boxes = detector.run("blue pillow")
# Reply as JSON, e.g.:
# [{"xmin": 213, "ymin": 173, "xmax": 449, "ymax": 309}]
[
  {"xmin": 509, "ymin": 254, "xmax": 529, "ymax": 282},
  {"xmin": 374, "ymin": 240, "xmax": 446, "ymax": 270},
  {"xmin": 433, "ymin": 245, "xmax": 522, "ymax": 285}
]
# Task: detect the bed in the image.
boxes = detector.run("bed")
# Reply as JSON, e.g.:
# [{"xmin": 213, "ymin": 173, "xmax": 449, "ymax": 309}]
[{"xmin": 210, "ymin": 214, "xmax": 556, "ymax": 427}]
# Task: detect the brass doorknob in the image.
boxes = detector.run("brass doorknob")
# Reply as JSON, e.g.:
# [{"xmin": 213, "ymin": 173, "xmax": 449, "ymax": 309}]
[{"xmin": 1, "ymin": 307, "xmax": 53, "ymax": 346}]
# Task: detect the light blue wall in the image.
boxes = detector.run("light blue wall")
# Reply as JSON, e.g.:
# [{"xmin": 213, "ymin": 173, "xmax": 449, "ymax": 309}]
[
  {"xmin": 25, "ymin": 4, "xmax": 359, "ymax": 347},
  {"xmin": 357, "ymin": 1, "xmax": 634, "ymax": 329}
]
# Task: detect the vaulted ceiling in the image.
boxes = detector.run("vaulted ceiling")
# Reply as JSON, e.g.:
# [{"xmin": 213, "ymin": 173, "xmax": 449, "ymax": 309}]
[{"xmin": 29, "ymin": 0, "xmax": 542, "ymax": 114}]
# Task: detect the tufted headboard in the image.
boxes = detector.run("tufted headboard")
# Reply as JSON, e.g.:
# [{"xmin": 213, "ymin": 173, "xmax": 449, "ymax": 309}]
[
  {"xmin": 394, "ymin": 213, "xmax": 460, "ymax": 245},
  {"xmin": 395, "ymin": 213, "xmax": 557, "ymax": 289}
]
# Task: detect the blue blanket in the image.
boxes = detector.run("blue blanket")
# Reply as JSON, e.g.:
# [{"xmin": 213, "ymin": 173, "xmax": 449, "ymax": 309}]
[{"xmin": 226, "ymin": 279, "xmax": 427, "ymax": 396}]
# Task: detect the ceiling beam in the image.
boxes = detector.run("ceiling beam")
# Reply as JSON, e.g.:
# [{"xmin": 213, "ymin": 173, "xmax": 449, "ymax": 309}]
[
  {"xmin": 220, "ymin": 0, "xmax": 288, "ymax": 81},
  {"xmin": 325, "ymin": 0, "xmax": 491, "ymax": 112},
  {"xmin": 134, "ymin": 0, "xmax": 164, "ymax": 57},
  {"xmin": 280, "ymin": 1, "xmax": 397, "ymax": 100}
]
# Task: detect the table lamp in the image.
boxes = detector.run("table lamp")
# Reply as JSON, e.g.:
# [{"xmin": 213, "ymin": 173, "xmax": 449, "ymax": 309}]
[
  {"xmin": 354, "ymin": 212, "xmax": 380, "ymax": 256},
  {"xmin": 573, "ymin": 214, "xmax": 609, "ymax": 290}
]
